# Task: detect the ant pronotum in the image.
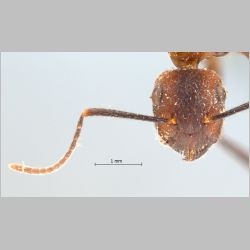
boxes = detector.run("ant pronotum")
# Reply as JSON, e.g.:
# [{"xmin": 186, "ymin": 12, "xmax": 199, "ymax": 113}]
[{"xmin": 9, "ymin": 52, "xmax": 249, "ymax": 174}]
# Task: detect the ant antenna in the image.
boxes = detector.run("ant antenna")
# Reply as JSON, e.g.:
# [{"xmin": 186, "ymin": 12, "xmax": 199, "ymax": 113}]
[
  {"xmin": 9, "ymin": 102, "xmax": 248, "ymax": 174},
  {"xmin": 204, "ymin": 102, "xmax": 249, "ymax": 123},
  {"xmin": 8, "ymin": 109, "xmax": 167, "ymax": 175}
]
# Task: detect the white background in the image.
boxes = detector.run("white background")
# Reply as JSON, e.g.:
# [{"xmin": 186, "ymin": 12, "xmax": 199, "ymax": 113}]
[{"xmin": 1, "ymin": 52, "xmax": 249, "ymax": 197}]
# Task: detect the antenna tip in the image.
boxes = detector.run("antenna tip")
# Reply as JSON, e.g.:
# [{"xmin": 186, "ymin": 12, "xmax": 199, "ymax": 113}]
[{"xmin": 8, "ymin": 163, "xmax": 24, "ymax": 172}]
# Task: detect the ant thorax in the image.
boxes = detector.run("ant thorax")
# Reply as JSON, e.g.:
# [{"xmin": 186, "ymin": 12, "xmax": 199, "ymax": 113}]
[{"xmin": 152, "ymin": 69, "xmax": 226, "ymax": 161}]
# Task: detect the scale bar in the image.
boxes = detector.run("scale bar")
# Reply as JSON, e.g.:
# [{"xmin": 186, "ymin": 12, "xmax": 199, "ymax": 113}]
[{"xmin": 94, "ymin": 163, "xmax": 143, "ymax": 166}]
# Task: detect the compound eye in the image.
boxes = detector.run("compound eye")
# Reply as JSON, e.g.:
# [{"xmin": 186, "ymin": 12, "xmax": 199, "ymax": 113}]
[{"xmin": 151, "ymin": 83, "xmax": 164, "ymax": 107}]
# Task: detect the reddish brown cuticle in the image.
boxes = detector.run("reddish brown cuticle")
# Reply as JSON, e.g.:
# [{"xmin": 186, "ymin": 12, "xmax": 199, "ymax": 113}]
[{"xmin": 152, "ymin": 68, "xmax": 226, "ymax": 160}]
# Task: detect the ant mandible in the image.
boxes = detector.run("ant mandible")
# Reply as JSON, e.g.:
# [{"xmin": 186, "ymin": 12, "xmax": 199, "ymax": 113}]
[{"xmin": 9, "ymin": 52, "xmax": 249, "ymax": 174}]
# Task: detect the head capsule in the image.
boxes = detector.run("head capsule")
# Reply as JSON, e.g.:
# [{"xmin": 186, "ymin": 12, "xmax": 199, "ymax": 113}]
[{"xmin": 151, "ymin": 68, "xmax": 226, "ymax": 160}]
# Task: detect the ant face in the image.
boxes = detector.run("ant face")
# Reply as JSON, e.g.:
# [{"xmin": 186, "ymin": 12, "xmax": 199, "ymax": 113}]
[{"xmin": 152, "ymin": 69, "xmax": 226, "ymax": 160}]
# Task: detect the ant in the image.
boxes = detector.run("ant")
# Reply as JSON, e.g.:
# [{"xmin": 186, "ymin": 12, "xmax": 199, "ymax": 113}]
[{"xmin": 9, "ymin": 52, "xmax": 249, "ymax": 174}]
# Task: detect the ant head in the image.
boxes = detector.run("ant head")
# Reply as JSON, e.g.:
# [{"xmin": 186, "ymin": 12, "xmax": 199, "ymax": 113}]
[{"xmin": 152, "ymin": 68, "xmax": 226, "ymax": 160}]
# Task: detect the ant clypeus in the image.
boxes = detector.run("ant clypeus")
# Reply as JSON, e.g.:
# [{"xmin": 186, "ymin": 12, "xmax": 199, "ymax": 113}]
[{"xmin": 9, "ymin": 52, "xmax": 249, "ymax": 174}]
